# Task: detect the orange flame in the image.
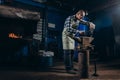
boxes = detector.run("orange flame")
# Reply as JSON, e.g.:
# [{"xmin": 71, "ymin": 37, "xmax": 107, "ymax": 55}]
[{"xmin": 8, "ymin": 33, "xmax": 21, "ymax": 38}]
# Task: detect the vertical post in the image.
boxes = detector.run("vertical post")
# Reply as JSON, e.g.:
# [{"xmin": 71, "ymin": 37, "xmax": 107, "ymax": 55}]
[
  {"xmin": 78, "ymin": 50, "xmax": 90, "ymax": 79},
  {"xmin": 92, "ymin": 52, "xmax": 99, "ymax": 76},
  {"xmin": 44, "ymin": 6, "xmax": 48, "ymax": 51}
]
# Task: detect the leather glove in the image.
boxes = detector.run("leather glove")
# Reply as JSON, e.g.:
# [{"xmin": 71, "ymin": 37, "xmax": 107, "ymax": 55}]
[{"xmin": 89, "ymin": 22, "xmax": 95, "ymax": 29}]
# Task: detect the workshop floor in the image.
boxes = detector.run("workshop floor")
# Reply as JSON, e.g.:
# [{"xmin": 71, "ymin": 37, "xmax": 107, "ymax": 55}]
[{"xmin": 0, "ymin": 59, "xmax": 120, "ymax": 80}]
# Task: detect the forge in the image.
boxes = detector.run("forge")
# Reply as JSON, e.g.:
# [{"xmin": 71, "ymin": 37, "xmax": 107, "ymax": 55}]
[{"xmin": 0, "ymin": 5, "xmax": 40, "ymax": 64}]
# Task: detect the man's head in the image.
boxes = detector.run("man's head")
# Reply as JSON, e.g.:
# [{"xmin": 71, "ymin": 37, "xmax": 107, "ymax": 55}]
[{"xmin": 75, "ymin": 10, "xmax": 86, "ymax": 20}]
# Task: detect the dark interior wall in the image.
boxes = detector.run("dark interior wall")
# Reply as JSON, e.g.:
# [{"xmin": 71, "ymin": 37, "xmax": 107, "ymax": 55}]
[
  {"xmin": 109, "ymin": 5, "xmax": 120, "ymax": 57},
  {"xmin": 90, "ymin": 5, "xmax": 120, "ymax": 59}
]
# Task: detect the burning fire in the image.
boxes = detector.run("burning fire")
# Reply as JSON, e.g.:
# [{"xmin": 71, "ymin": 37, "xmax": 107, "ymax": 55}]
[{"xmin": 8, "ymin": 33, "xmax": 22, "ymax": 38}]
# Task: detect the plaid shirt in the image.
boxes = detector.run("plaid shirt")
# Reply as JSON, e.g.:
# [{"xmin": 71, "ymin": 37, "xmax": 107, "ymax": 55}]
[
  {"xmin": 64, "ymin": 15, "xmax": 80, "ymax": 37},
  {"xmin": 64, "ymin": 15, "xmax": 90, "ymax": 35},
  {"xmin": 64, "ymin": 15, "xmax": 79, "ymax": 28}
]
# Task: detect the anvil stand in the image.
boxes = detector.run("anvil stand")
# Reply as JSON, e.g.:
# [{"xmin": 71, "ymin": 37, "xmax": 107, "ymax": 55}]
[
  {"xmin": 74, "ymin": 37, "xmax": 94, "ymax": 79},
  {"xmin": 78, "ymin": 49, "xmax": 90, "ymax": 79}
]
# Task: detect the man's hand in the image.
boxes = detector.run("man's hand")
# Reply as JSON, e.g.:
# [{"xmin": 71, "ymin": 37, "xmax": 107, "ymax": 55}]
[{"xmin": 89, "ymin": 22, "xmax": 95, "ymax": 29}]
